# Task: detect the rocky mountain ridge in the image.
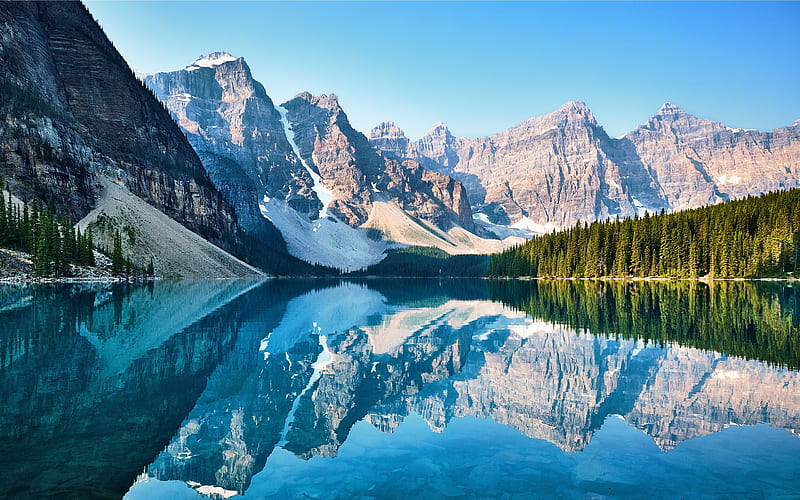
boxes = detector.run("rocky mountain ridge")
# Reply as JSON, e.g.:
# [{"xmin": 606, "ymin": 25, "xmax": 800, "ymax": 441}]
[
  {"xmin": 145, "ymin": 54, "xmax": 505, "ymax": 270},
  {"xmin": 369, "ymin": 101, "xmax": 800, "ymax": 231},
  {"xmin": 0, "ymin": 2, "xmax": 259, "ymax": 277}
]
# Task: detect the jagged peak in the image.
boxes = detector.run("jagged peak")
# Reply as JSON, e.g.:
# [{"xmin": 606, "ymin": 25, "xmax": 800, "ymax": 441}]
[
  {"xmin": 369, "ymin": 121, "xmax": 407, "ymax": 139},
  {"xmin": 186, "ymin": 51, "xmax": 241, "ymax": 71},
  {"xmin": 424, "ymin": 121, "xmax": 450, "ymax": 136},
  {"xmin": 290, "ymin": 92, "xmax": 340, "ymax": 109},
  {"xmin": 560, "ymin": 100, "xmax": 590, "ymax": 113},
  {"xmin": 545, "ymin": 100, "xmax": 596, "ymax": 125},
  {"xmin": 657, "ymin": 102, "xmax": 685, "ymax": 115}
]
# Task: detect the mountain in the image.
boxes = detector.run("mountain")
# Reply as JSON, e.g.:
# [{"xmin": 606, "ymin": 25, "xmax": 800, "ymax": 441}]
[
  {"xmin": 145, "ymin": 55, "xmax": 513, "ymax": 270},
  {"xmin": 0, "ymin": 2, "xmax": 260, "ymax": 277},
  {"xmin": 625, "ymin": 102, "xmax": 800, "ymax": 210},
  {"xmin": 369, "ymin": 102, "xmax": 800, "ymax": 232}
]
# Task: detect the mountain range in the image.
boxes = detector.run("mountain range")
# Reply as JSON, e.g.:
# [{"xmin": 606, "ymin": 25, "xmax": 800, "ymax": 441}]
[
  {"xmin": 1, "ymin": 1, "xmax": 799, "ymax": 276},
  {"xmin": 144, "ymin": 53, "xmax": 504, "ymax": 271},
  {"xmin": 0, "ymin": 2, "xmax": 259, "ymax": 277},
  {"xmin": 369, "ymin": 101, "xmax": 800, "ymax": 234}
]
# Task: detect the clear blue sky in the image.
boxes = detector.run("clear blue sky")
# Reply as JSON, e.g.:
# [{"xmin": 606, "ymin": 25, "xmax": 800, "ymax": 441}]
[{"xmin": 85, "ymin": 1, "xmax": 800, "ymax": 140}]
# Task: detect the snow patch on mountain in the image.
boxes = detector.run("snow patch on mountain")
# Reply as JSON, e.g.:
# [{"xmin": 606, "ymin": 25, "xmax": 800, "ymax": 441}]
[
  {"xmin": 631, "ymin": 197, "xmax": 656, "ymax": 216},
  {"xmin": 510, "ymin": 217, "xmax": 558, "ymax": 234},
  {"xmin": 717, "ymin": 175, "xmax": 743, "ymax": 185},
  {"xmin": 186, "ymin": 52, "xmax": 238, "ymax": 71},
  {"xmin": 259, "ymin": 197, "xmax": 387, "ymax": 271},
  {"xmin": 472, "ymin": 213, "xmax": 534, "ymax": 240},
  {"xmin": 276, "ymin": 105, "xmax": 333, "ymax": 219}
]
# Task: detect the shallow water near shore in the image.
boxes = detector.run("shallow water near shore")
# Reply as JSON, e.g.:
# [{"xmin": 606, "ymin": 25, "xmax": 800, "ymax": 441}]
[{"xmin": 1, "ymin": 279, "xmax": 798, "ymax": 499}]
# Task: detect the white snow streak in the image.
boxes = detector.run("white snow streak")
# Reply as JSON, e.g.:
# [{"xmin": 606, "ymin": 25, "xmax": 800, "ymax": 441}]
[
  {"xmin": 511, "ymin": 217, "xmax": 557, "ymax": 234},
  {"xmin": 276, "ymin": 105, "xmax": 333, "ymax": 219}
]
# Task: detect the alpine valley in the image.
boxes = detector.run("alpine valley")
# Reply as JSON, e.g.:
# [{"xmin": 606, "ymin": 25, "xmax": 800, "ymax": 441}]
[{"xmin": 3, "ymin": 2, "xmax": 800, "ymax": 499}]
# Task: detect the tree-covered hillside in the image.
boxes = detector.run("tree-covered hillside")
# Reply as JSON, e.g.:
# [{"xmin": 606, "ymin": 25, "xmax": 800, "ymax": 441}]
[
  {"xmin": 1, "ymin": 186, "xmax": 95, "ymax": 276},
  {"xmin": 488, "ymin": 189, "xmax": 800, "ymax": 278}
]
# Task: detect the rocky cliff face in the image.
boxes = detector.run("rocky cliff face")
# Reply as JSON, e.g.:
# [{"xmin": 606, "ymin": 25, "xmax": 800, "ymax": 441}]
[
  {"xmin": 625, "ymin": 102, "xmax": 800, "ymax": 211},
  {"xmin": 0, "ymin": 2, "xmax": 247, "ymax": 274},
  {"xmin": 145, "ymin": 54, "xmax": 316, "ymax": 233},
  {"xmin": 282, "ymin": 92, "xmax": 473, "ymax": 230},
  {"xmin": 146, "ymin": 58, "xmax": 475, "ymax": 248},
  {"xmin": 370, "ymin": 102, "xmax": 800, "ymax": 230}
]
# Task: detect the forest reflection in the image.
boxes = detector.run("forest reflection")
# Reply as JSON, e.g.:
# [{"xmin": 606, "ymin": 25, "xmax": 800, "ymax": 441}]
[{"xmin": 489, "ymin": 279, "xmax": 800, "ymax": 369}]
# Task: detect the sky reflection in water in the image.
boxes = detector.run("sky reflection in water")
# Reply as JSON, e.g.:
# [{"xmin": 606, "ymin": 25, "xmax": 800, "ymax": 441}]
[{"xmin": 0, "ymin": 279, "xmax": 798, "ymax": 499}]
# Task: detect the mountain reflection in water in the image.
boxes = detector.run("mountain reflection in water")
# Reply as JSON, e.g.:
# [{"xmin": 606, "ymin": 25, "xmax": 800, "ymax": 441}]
[{"xmin": 1, "ymin": 279, "xmax": 798, "ymax": 499}]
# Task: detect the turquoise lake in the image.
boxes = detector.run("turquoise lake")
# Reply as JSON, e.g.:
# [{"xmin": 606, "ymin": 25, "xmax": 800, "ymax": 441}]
[{"xmin": 1, "ymin": 279, "xmax": 798, "ymax": 499}]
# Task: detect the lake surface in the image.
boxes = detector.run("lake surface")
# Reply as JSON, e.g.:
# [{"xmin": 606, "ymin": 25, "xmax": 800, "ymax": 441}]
[{"xmin": 1, "ymin": 279, "xmax": 799, "ymax": 499}]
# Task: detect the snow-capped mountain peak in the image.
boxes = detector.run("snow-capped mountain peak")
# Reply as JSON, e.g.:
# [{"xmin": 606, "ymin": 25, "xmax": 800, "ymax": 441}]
[{"xmin": 186, "ymin": 51, "xmax": 239, "ymax": 71}]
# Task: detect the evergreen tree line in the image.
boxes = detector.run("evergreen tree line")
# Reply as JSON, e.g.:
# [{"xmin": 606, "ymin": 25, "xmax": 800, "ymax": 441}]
[
  {"xmin": 0, "ymin": 187, "xmax": 95, "ymax": 276},
  {"xmin": 488, "ymin": 189, "xmax": 800, "ymax": 278},
  {"xmin": 346, "ymin": 246, "xmax": 490, "ymax": 277},
  {"xmin": 488, "ymin": 279, "xmax": 800, "ymax": 370}
]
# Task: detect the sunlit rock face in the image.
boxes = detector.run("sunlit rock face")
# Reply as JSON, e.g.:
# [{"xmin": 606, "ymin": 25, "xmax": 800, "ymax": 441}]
[
  {"xmin": 0, "ymin": 3, "xmax": 240, "ymax": 251},
  {"xmin": 624, "ymin": 103, "xmax": 800, "ymax": 211},
  {"xmin": 370, "ymin": 103, "xmax": 800, "ymax": 229},
  {"xmin": 147, "ymin": 60, "xmax": 473, "ymax": 234}
]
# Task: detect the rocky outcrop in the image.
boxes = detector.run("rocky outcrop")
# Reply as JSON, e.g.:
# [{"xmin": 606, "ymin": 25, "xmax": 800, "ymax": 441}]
[
  {"xmin": 625, "ymin": 102, "xmax": 800, "ymax": 210},
  {"xmin": 370, "ymin": 102, "xmax": 643, "ymax": 227},
  {"xmin": 0, "ymin": 2, "xmax": 244, "ymax": 268},
  {"xmin": 145, "ymin": 54, "xmax": 315, "ymax": 231},
  {"xmin": 370, "ymin": 102, "xmax": 800, "ymax": 230},
  {"xmin": 282, "ymin": 92, "xmax": 474, "ymax": 230},
  {"xmin": 146, "ymin": 59, "xmax": 475, "ymax": 238}
]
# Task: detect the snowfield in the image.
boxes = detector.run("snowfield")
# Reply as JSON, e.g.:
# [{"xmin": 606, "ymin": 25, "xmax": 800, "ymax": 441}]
[
  {"xmin": 259, "ymin": 197, "xmax": 389, "ymax": 272},
  {"xmin": 186, "ymin": 52, "xmax": 239, "ymax": 71}
]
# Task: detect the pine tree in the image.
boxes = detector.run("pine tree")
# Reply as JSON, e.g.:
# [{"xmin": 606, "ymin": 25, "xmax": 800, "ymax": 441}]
[
  {"xmin": 111, "ymin": 230, "xmax": 124, "ymax": 275},
  {"xmin": 488, "ymin": 188, "xmax": 800, "ymax": 279}
]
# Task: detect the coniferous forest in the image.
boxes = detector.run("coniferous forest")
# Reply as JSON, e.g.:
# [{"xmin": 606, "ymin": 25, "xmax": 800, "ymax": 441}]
[
  {"xmin": 0, "ymin": 186, "xmax": 95, "ymax": 277},
  {"xmin": 488, "ymin": 189, "xmax": 800, "ymax": 279}
]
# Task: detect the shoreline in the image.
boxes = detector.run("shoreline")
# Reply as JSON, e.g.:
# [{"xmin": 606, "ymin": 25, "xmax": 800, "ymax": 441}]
[
  {"xmin": 484, "ymin": 276, "xmax": 800, "ymax": 282},
  {"xmin": 2, "ymin": 274, "xmax": 800, "ymax": 283},
  {"xmin": 0, "ymin": 276, "xmax": 156, "ymax": 284}
]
